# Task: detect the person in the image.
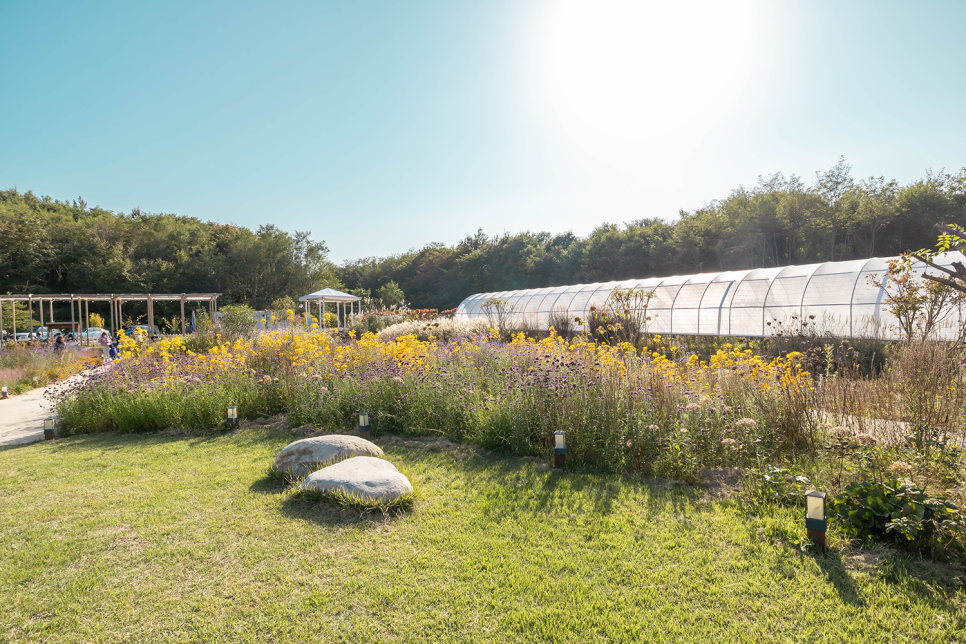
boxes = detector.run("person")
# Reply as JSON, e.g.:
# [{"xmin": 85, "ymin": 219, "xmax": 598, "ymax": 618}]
[
  {"xmin": 98, "ymin": 331, "xmax": 112, "ymax": 362},
  {"xmin": 53, "ymin": 334, "xmax": 65, "ymax": 353}
]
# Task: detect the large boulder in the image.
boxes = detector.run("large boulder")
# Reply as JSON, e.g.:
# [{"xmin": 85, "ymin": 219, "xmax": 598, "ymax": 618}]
[
  {"xmin": 298, "ymin": 456, "xmax": 413, "ymax": 503},
  {"xmin": 274, "ymin": 434, "xmax": 384, "ymax": 477}
]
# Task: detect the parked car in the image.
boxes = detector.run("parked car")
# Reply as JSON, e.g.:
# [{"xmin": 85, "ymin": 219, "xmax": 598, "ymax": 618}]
[
  {"xmin": 123, "ymin": 325, "xmax": 159, "ymax": 338},
  {"xmin": 78, "ymin": 327, "xmax": 110, "ymax": 341},
  {"xmin": 14, "ymin": 328, "xmax": 49, "ymax": 341}
]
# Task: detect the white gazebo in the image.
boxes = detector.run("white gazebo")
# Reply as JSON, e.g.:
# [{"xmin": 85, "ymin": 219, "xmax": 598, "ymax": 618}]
[{"xmin": 298, "ymin": 288, "xmax": 362, "ymax": 331}]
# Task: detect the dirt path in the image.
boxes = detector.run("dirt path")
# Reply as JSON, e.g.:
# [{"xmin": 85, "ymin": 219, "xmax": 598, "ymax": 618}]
[{"xmin": 0, "ymin": 370, "xmax": 99, "ymax": 446}]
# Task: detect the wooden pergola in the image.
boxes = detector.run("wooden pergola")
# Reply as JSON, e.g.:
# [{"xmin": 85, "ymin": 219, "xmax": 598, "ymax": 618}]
[{"xmin": 0, "ymin": 293, "xmax": 220, "ymax": 344}]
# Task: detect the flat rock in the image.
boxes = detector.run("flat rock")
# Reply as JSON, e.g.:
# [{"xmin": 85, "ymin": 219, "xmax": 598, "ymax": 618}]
[
  {"xmin": 298, "ymin": 456, "xmax": 413, "ymax": 503},
  {"xmin": 274, "ymin": 434, "xmax": 384, "ymax": 477}
]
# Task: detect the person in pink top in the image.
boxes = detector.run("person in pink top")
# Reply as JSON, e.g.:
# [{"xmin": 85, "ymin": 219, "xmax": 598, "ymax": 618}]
[{"xmin": 98, "ymin": 331, "xmax": 112, "ymax": 362}]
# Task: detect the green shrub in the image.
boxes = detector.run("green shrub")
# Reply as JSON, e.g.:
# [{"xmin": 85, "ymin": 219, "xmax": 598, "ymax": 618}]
[{"xmin": 831, "ymin": 480, "xmax": 963, "ymax": 543}]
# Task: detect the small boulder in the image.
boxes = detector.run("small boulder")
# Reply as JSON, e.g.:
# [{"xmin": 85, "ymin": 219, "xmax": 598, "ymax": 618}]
[
  {"xmin": 274, "ymin": 434, "xmax": 384, "ymax": 477},
  {"xmin": 298, "ymin": 456, "xmax": 413, "ymax": 503}
]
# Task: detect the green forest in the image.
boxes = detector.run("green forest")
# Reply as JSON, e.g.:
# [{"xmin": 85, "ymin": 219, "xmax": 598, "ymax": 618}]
[{"xmin": 3, "ymin": 158, "xmax": 966, "ymax": 312}]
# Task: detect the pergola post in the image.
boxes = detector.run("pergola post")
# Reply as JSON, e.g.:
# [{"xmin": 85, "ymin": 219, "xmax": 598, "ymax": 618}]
[
  {"xmin": 84, "ymin": 299, "xmax": 90, "ymax": 345},
  {"xmin": 39, "ymin": 298, "xmax": 45, "ymax": 338},
  {"xmin": 28, "ymin": 296, "xmax": 34, "ymax": 339},
  {"xmin": 180, "ymin": 295, "xmax": 186, "ymax": 336},
  {"xmin": 70, "ymin": 295, "xmax": 76, "ymax": 338},
  {"xmin": 0, "ymin": 298, "xmax": 4, "ymax": 343},
  {"xmin": 147, "ymin": 295, "xmax": 155, "ymax": 339}
]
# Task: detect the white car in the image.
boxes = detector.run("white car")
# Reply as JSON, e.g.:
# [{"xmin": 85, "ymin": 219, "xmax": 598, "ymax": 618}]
[{"xmin": 78, "ymin": 327, "xmax": 110, "ymax": 341}]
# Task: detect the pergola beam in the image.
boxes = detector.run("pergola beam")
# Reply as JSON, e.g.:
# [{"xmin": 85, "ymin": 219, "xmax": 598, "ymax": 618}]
[{"xmin": 1, "ymin": 293, "xmax": 221, "ymax": 340}]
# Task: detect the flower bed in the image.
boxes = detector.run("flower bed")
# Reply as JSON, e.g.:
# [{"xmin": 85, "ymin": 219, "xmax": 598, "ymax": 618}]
[{"xmin": 54, "ymin": 329, "xmax": 811, "ymax": 481}]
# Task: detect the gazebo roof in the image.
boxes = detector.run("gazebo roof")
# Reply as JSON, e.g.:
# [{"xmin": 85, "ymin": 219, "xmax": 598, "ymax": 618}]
[{"xmin": 298, "ymin": 288, "xmax": 361, "ymax": 303}]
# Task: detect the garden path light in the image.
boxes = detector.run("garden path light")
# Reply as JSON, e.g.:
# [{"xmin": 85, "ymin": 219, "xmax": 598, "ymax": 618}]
[
  {"xmin": 44, "ymin": 417, "xmax": 55, "ymax": 440},
  {"xmin": 357, "ymin": 412, "xmax": 371, "ymax": 440},
  {"xmin": 227, "ymin": 405, "xmax": 239, "ymax": 428},
  {"xmin": 805, "ymin": 490, "xmax": 827, "ymax": 551},
  {"xmin": 554, "ymin": 430, "xmax": 566, "ymax": 467}
]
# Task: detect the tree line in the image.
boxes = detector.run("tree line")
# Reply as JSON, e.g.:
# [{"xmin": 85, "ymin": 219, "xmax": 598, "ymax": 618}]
[
  {"xmin": 341, "ymin": 158, "xmax": 966, "ymax": 308},
  {"xmin": 3, "ymin": 158, "xmax": 966, "ymax": 316},
  {"xmin": 0, "ymin": 189, "xmax": 341, "ymax": 323}
]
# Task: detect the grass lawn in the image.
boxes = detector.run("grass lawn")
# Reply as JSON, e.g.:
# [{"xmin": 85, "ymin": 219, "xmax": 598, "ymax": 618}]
[{"xmin": 1, "ymin": 429, "xmax": 964, "ymax": 643}]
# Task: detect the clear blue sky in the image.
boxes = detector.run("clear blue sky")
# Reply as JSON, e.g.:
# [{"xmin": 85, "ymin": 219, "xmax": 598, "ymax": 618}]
[{"xmin": 2, "ymin": 1, "xmax": 965, "ymax": 262}]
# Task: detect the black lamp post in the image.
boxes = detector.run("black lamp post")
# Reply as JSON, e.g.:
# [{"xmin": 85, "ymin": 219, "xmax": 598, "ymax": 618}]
[
  {"xmin": 357, "ymin": 412, "xmax": 371, "ymax": 440},
  {"xmin": 805, "ymin": 490, "xmax": 827, "ymax": 551},
  {"xmin": 554, "ymin": 430, "xmax": 567, "ymax": 467}
]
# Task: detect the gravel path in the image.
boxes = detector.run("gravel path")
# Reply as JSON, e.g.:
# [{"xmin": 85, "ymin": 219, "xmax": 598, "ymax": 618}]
[{"xmin": 0, "ymin": 369, "xmax": 99, "ymax": 446}]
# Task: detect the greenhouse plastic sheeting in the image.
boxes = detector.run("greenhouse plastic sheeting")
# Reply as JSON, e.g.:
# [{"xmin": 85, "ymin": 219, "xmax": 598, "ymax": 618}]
[{"xmin": 454, "ymin": 253, "xmax": 966, "ymax": 340}]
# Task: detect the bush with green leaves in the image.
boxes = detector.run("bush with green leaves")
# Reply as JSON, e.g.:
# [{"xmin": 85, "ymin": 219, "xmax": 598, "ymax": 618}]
[
  {"xmin": 218, "ymin": 304, "xmax": 257, "ymax": 342},
  {"xmin": 831, "ymin": 479, "xmax": 963, "ymax": 543},
  {"xmin": 741, "ymin": 464, "xmax": 812, "ymax": 506}
]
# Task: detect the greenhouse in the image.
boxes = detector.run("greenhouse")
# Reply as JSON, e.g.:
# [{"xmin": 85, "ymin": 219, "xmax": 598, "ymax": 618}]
[{"xmin": 454, "ymin": 253, "xmax": 966, "ymax": 340}]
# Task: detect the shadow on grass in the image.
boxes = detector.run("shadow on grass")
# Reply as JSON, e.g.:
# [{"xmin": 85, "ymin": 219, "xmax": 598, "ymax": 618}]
[
  {"xmin": 815, "ymin": 550, "xmax": 865, "ymax": 606},
  {"xmin": 278, "ymin": 492, "xmax": 412, "ymax": 528},
  {"xmin": 434, "ymin": 447, "xmax": 699, "ymax": 522},
  {"xmin": 249, "ymin": 472, "xmax": 288, "ymax": 495}
]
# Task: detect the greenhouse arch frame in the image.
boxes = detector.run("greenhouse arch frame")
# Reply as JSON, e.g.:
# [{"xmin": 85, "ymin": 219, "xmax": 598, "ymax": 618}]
[{"xmin": 454, "ymin": 253, "xmax": 966, "ymax": 340}]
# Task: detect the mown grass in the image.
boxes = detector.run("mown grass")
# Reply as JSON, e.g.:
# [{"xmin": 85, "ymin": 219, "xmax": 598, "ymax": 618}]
[{"xmin": 1, "ymin": 429, "xmax": 964, "ymax": 643}]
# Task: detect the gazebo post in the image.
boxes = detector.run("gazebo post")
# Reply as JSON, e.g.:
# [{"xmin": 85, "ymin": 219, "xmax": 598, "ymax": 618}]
[
  {"xmin": 0, "ymin": 298, "xmax": 4, "ymax": 343},
  {"xmin": 180, "ymin": 295, "xmax": 186, "ymax": 336},
  {"xmin": 39, "ymin": 298, "xmax": 45, "ymax": 338},
  {"xmin": 70, "ymin": 296, "xmax": 75, "ymax": 339},
  {"xmin": 85, "ymin": 299, "xmax": 90, "ymax": 345},
  {"xmin": 11, "ymin": 298, "xmax": 16, "ymax": 341}
]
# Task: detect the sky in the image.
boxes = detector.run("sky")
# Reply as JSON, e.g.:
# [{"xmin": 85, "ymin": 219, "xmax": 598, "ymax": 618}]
[{"xmin": 2, "ymin": 0, "xmax": 965, "ymax": 263}]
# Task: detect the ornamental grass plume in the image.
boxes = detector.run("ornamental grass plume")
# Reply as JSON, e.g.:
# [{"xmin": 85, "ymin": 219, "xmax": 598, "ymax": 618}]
[{"xmin": 830, "ymin": 426, "xmax": 850, "ymax": 438}]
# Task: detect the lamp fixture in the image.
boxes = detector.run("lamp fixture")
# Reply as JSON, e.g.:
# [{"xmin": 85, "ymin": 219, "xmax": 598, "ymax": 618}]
[{"xmin": 553, "ymin": 430, "xmax": 567, "ymax": 467}]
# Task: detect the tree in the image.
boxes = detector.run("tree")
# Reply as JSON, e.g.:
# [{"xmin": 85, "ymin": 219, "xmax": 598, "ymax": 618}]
[{"xmin": 376, "ymin": 280, "xmax": 405, "ymax": 308}]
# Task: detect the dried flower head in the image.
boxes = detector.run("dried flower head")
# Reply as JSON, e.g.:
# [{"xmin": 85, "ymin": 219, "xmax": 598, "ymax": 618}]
[
  {"xmin": 889, "ymin": 461, "xmax": 913, "ymax": 474},
  {"xmin": 391, "ymin": 376, "xmax": 405, "ymax": 384},
  {"xmin": 736, "ymin": 418, "xmax": 757, "ymax": 429},
  {"xmin": 721, "ymin": 438, "xmax": 736, "ymax": 446},
  {"xmin": 648, "ymin": 424, "xmax": 659, "ymax": 431},
  {"xmin": 856, "ymin": 433, "xmax": 877, "ymax": 445},
  {"xmin": 830, "ymin": 426, "xmax": 850, "ymax": 438},
  {"xmin": 685, "ymin": 402, "xmax": 701, "ymax": 411}
]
